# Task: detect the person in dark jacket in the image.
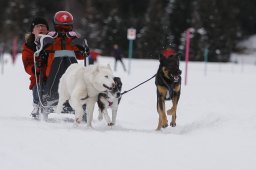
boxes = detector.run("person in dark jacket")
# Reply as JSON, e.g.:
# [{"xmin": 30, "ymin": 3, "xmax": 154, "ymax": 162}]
[
  {"xmin": 112, "ymin": 44, "xmax": 126, "ymax": 72},
  {"xmin": 22, "ymin": 17, "xmax": 49, "ymax": 117}
]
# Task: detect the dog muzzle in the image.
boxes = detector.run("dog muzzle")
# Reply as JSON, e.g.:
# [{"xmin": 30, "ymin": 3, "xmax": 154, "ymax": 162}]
[
  {"xmin": 173, "ymin": 75, "xmax": 180, "ymax": 82},
  {"xmin": 170, "ymin": 70, "xmax": 181, "ymax": 83},
  {"xmin": 169, "ymin": 74, "xmax": 180, "ymax": 83},
  {"xmin": 103, "ymin": 84, "xmax": 114, "ymax": 91}
]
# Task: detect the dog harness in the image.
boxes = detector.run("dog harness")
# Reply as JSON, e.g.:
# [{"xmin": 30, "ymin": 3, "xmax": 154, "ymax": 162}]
[{"xmin": 157, "ymin": 71, "xmax": 181, "ymax": 100}]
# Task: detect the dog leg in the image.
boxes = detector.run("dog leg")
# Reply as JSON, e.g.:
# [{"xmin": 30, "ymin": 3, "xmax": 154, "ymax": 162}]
[
  {"xmin": 98, "ymin": 109, "xmax": 103, "ymax": 121},
  {"xmin": 70, "ymin": 89, "xmax": 85, "ymax": 124},
  {"xmin": 156, "ymin": 118, "xmax": 162, "ymax": 131},
  {"xmin": 56, "ymin": 97, "xmax": 68, "ymax": 114},
  {"xmin": 156, "ymin": 87, "xmax": 168, "ymax": 130},
  {"xmin": 167, "ymin": 84, "xmax": 181, "ymax": 127},
  {"xmin": 73, "ymin": 103, "xmax": 84, "ymax": 124},
  {"xmin": 86, "ymin": 99, "xmax": 96, "ymax": 128},
  {"xmin": 157, "ymin": 99, "xmax": 168, "ymax": 129},
  {"xmin": 111, "ymin": 108, "xmax": 118, "ymax": 126},
  {"xmin": 102, "ymin": 109, "xmax": 112, "ymax": 126},
  {"xmin": 167, "ymin": 107, "xmax": 176, "ymax": 127},
  {"xmin": 156, "ymin": 98, "xmax": 162, "ymax": 131}
]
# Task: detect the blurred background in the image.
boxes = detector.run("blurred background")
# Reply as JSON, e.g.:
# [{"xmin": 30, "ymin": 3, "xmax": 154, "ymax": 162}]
[{"xmin": 0, "ymin": 0, "xmax": 256, "ymax": 62}]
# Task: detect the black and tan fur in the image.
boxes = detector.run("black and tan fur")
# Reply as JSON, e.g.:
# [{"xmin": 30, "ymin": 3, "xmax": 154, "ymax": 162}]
[{"xmin": 155, "ymin": 53, "xmax": 182, "ymax": 130}]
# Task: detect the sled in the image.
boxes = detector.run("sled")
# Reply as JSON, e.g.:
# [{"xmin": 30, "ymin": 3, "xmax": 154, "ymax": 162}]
[{"xmin": 34, "ymin": 34, "xmax": 88, "ymax": 120}]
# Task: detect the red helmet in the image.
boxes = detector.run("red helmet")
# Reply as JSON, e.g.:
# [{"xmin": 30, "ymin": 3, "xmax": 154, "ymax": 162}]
[{"xmin": 54, "ymin": 11, "xmax": 73, "ymax": 32}]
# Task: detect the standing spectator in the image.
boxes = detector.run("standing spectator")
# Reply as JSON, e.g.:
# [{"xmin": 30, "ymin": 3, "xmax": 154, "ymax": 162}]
[
  {"xmin": 112, "ymin": 44, "xmax": 126, "ymax": 72},
  {"xmin": 21, "ymin": 17, "xmax": 49, "ymax": 117},
  {"xmin": 88, "ymin": 49, "xmax": 101, "ymax": 64}
]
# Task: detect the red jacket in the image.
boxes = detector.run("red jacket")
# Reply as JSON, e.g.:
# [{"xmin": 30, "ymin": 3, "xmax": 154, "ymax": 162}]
[
  {"xmin": 44, "ymin": 36, "xmax": 84, "ymax": 77},
  {"xmin": 22, "ymin": 35, "xmax": 85, "ymax": 90},
  {"xmin": 22, "ymin": 42, "xmax": 47, "ymax": 90}
]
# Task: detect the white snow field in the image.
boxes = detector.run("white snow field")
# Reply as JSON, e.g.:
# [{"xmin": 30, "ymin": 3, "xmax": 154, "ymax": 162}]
[{"xmin": 0, "ymin": 53, "xmax": 255, "ymax": 170}]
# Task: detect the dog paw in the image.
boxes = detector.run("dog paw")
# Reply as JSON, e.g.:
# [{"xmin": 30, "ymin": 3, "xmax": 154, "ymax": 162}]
[
  {"xmin": 170, "ymin": 122, "xmax": 176, "ymax": 127},
  {"xmin": 98, "ymin": 115, "xmax": 103, "ymax": 121},
  {"xmin": 73, "ymin": 124, "xmax": 78, "ymax": 128},
  {"xmin": 86, "ymin": 124, "xmax": 93, "ymax": 129},
  {"xmin": 162, "ymin": 124, "xmax": 168, "ymax": 128},
  {"xmin": 108, "ymin": 122, "xmax": 114, "ymax": 126}
]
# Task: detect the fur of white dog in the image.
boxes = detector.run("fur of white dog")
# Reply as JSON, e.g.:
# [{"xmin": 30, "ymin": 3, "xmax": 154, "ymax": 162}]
[{"xmin": 56, "ymin": 63, "xmax": 115, "ymax": 127}]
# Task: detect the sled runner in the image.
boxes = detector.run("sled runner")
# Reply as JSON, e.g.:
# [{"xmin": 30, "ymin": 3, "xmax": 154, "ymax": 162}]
[{"xmin": 34, "ymin": 34, "xmax": 88, "ymax": 120}]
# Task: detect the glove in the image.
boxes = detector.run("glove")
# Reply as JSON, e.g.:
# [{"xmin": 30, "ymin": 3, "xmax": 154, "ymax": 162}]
[
  {"xmin": 35, "ymin": 56, "xmax": 44, "ymax": 68},
  {"xmin": 66, "ymin": 31, "xmax": 80, "ymax": 38}
]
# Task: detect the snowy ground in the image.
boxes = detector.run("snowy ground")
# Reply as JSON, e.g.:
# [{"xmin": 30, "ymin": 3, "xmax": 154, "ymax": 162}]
[{"xmin": 0, "ymin": 54, "xmax": 255, "ymax": 170}]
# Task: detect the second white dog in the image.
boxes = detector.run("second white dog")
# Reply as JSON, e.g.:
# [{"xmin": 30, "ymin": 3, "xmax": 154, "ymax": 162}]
[{"xmin": 56, "ymin": 63, "xmax": 115, "ymax": 127}]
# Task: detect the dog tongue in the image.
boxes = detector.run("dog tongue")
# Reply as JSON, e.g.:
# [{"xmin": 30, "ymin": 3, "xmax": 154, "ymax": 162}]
[
  {"xmin": 108, "ymin": 101, "xmax": 113, "ymax": 106},
  {"xmin": 173, "ymin": 76, "xmax": 179, "ymax": 82}
]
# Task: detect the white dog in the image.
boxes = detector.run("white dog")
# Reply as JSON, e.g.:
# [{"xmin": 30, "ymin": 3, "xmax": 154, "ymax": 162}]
[{"xmin": 56, "ymin": 63, "xmax": 115, "ymax": 127}]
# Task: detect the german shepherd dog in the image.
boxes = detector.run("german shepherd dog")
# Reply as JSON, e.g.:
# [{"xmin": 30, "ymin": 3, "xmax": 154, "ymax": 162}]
[
  {"xmin": 155, "ymin": 52, "xmax": 182, "ymax": 130},
  {"xmin": 97, "ymin": 77, "xmax": 122, "ymax": 126}
]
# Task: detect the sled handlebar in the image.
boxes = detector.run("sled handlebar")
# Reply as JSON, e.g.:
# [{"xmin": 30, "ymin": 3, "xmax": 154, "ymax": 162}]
[{"xmin": 34, "ymin": 35, "xmax": 54, "ymax": 57}]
